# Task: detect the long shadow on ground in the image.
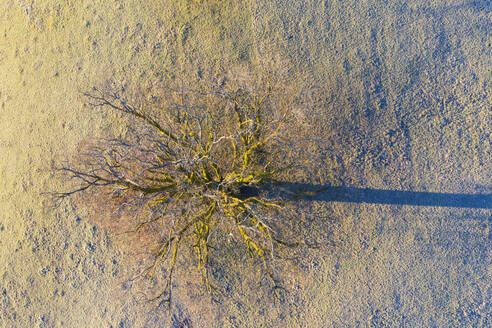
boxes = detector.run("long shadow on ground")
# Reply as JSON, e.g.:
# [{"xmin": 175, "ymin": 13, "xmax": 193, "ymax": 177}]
[{"xmin": 262, "ymin": 182, "xmax": 491, "ymax": 209}]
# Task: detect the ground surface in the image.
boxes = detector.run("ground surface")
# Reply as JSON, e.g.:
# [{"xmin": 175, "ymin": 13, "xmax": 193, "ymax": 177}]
[{"xmin": 0, "ymin": 0, "xmax": 490, "ymax": 327}]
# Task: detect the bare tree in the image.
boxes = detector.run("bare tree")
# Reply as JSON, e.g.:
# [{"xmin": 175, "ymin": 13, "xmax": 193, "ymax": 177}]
[{"xmin": 56, "ymin": 78, "xmax": 308, "ymax": 306}]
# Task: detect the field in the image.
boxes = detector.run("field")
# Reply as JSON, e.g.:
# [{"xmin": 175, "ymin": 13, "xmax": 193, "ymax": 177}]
[{"xmin": 0, "ymin": 0, "xmax": 490, "ymax": 327}]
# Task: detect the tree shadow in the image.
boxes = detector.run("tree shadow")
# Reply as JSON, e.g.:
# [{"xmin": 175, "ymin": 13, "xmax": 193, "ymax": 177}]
[{"xmin": 263, "ymin": 182, "xmax": 491, "ymax": 209}]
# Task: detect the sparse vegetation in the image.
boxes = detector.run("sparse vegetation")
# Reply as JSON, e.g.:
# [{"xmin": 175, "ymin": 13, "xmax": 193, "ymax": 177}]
[{"xmin": 56, "ymin": 76, "xmax": 309, "ymax": 306}]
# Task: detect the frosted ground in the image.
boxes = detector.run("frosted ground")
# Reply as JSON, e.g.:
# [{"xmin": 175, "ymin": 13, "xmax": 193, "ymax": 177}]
[{"xmin": 0, "ymin": 1, "xmax": 490, "ymax": 327}]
